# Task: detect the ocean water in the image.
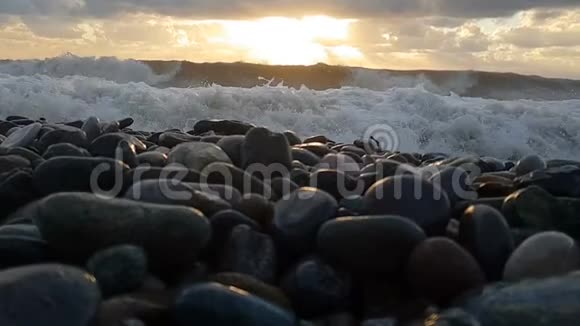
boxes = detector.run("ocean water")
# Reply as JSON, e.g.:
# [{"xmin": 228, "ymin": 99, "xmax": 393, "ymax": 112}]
[{"xmin": 1, "ymin": 55, "xmax": 579, "ymax": 160}]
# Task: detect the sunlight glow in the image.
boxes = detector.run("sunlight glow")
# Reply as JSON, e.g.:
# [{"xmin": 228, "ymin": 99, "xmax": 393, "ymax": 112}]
[{"xmin": 220, "ymin": 16, "xmax": 357, "ymax": 65}]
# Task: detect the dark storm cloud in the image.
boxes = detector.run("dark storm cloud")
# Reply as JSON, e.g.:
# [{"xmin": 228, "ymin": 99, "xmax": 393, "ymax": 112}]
[{"xmin": 0, "ymin": 0, "xmax": 579, "ymax": 18}]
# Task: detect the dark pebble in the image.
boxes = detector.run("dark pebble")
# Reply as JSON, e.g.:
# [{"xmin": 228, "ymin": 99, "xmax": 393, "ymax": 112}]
[
  {"xmin": 136, "ymin": 151, "xmax": 167, "ymax": 167},
  {"xmin": 515, "ymin": 154, "xmax": 546, "ymax": 176},
  {"xmin": 193, "ymin": 119, "xmax": 255, "ymax": 136},
  {"xmin": 216, "ymin": 135, "xmax": 245, "ymax": 167},
  {"xmin": 407, "ymin": 237, "xmax": 485, "ymax": 305},
  {"xmin": 242, "ymin": 127, "xmax": 293, "ymax": 175},
  {"xmin": 158, "ymin": 132, "xmax": 200, "ymax": 148},
  {"xmin": 0, "ymin": 154, "xmax": 30, "ymax": 174},
  {"xmin": 0, "ymin": 122, "xmax": 42, "ymax": 148},
  {"xmin": 464, "ymin": 274, "xmax": 580, "ymax": 325},
  {"xmin": 272, "ymin": 187, "xmax": 338, "ymax": 255},
  {"xmin": 429, "ymin": 166, "xmax": 477, "ymax": 205},
  {"xmin": 295, "ymin": 142, "xmax": 333, "ymax": 157},
  {"xmin": 503, "ymin": 231, "xmax": 580, "ymax": 281},
  {"xmin": 0, "ymin": 264, "xmax": 101, "ymax": 326},
  {"xmin": 234, "ymin": 193, "xmax": 275, "ymax": 226},
  {"xmin": 173, "ymin": 282, "xmax": 295, "ymax": 326},
  {"xmin": 89, "ymin": 133, "xmax": 146, "ymax": 158},
  {"xmin": 292, "ymin": 147, "xmax": 322, "ymax": 166},
  {"xmin": 317, "ymin": 215, "xmax": 426, "ymax": 276},
  {"xmin": 219, "ymin": 225, "xmax": 277, "ymax": 284},
  {"xmin": 87, "ymin": 244, "xmax": 148, "ymax": 297},
  {"xmin": 167, "ymin": 141, "xmax": 232, "ymax": 171},
  {"xmin": 459, "ymin": 205, "xmax": 514, "ymax": 281},
  {"xmin": 281, "ymin": 256, "xmax": 352, "ymax": 317},
  {"xmin": 33, "ymin": 192, "xmax": 211, "ymax": 276},
  {"xmin": 283, "ymin": 131, "xmax": 302, "ymax": 146},
  {"xmin": 33, "ymin": 156, "xmax": 129, "ymax": 196},
  {"xmin": 515, "ymin": 165, "xmax": 580, "ymax": 197},
  {"xmin": 82, "ymin": 117, "xmax": 102, "ymax": 142},
  {"xmin": 363, "ymin": 175, "xmax": 451, "ymax": 234},
  {"xmin": 124, "ymin": 179, "xmax": 231, "ymax": 217},
  {"xmin": 36, "ymin": 127, "xmax": 88, "ymax": 153},
  {"xmin": 43, "ymin": 143, "xmax": 91, "ymax": 159},
  {"xmin": 210, "ymin": 272, "xmax": 292, "ymax": 309},
  {"xmin": 118, "ymin": 118, "xmax": 135, "ymax": 129},
  {"xmin": 0, "ymin": 120, "xmax": 18, "ymax": 135},
  {"xmin": 310, "ymin": 169, "xmax": 360, "ymax": 200}
]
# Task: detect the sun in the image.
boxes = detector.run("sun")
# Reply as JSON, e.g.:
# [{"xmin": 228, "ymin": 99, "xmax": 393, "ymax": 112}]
[{"xmin": 220, "ymin": 15, "xmax": 362, "ymax": 65}]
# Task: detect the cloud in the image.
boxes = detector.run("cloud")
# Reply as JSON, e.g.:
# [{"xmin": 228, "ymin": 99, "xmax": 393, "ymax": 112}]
[{"xmin": 0, "ymin": 0, "xmax": 579, "ymax": 19}]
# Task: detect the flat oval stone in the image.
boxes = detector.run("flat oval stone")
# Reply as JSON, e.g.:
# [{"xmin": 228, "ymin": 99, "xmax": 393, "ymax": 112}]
[
  {"xmin": 33, "ymin": 157, "xmax": 129, "ymax": 196},
  {"xmin": 315, "ymin": 153, "xmax": 360, "ymax": 177},
  {"xmin": 295, "ymin": 143, "xmax": 333, "ymax": 158},
  {"xmin": 0, "ymin": 154, "xmax": 30, "ymax": 174},
  {"xmin": 317, "ymin": 215, "xmax": 426, "ymax": 275},
  {"xmin": 363, "ymin": 175, "xmax": 451, "ymax": 234},
  {"xmin": 125, "ymin": 166, "xmax": 201, "ymax": 186},
  {"xmin": 158, "ymin": 132, "xmax": 200, "ymax": 148},
  {"xmin": 515, "ymin": 155, "xmax": 546, "ymax": 176},
  {"xmin": 0, "ymin": 264, "xmax": 101, "ymax": 326},
  {"xmin": 36, "ymin": 127, "xmax": 88, "ymax": 153},
  {"xmin": 118, "ymin": 117, "xmax": 134, "ymax": 129},
  {"xmin": 407, "ymin": 237, "xmax": 485, "ymax": 305},
  {"xmin": 43, "ymin": 143, "xmax": 90, "ymax": 159},
  {"xmin": 310, "ymin": 169, "xmax": 361, "ymax": 200},
  {"xmin": 0, "ymin": 235, "xmax": 49, "ymax": 269},
  {"xmin": 168, "ymin": 142, "xmax": 232, "ymax": 172},
  {"xmin": 459, "ymin": 205, "xmax": 514, "ymax": 281},
  {"xmin": 219, "ymin": 225, "xmax": 277, "ymax": 284},
  {"xmin": 202, "ymin": 162, "xmax": 276, "ymax": 200},
  {"xmin": 429, "ymin": 166, "xmax": 477, "ymax": 205},
  {"xmin": 292, "ymin": 148, "xmax": 321, "ymax": 166},
  {"xmin": 464, "ymin": 274, "xmax": 580, "ymax": 326},
  {"xmin": 273, "ymin": 187, "xmax": 338, "ymax": 255},
  {"xmin": 124, "ymin": 179, "xmax": 231, "ymax": 216},
  {"xmin": 89, "ymin": 133, "xmax": 146, "ymax": 158},
  {"xmin": 0, "ymin": 122, "xmax": 42, "ymax": 148},
  {"xmin": 186, "ymin": 182, "xmax": 242, "ymax": 206},
  {"xmin": 0, "ymin": 146, "xmax": 42, "ymax": 161},
  {"xmin": 0, "ymin": 120, "xmax": 18, "ymax": 136},
  {"xmin": 281, "ymin": 256, "xmax": 351, "ymax": 317},
  {"xmin": 514, "ymin": 165, "xmax": 580, "ymax": 197},
  {"xmin": 503, "ymin": 231, "xmax": 580, "ymax": 282},
  {"xmin": 193, "ymin": 120, "xmax": 255, "ymax": 136},
  {"xmin": 137, "ymin": 152, "xmax": 167, "ymax": 167},
  {"xmin": 87, "ymin": 245, "xmax": 147, "ymax": 297},
  {"xmin": 34, "ymin": 193, "xmax": 211, "ymax": 276},
  {"xmin": 210, "ymin": 272, "xmax": 291, "ymax": 309},
  {"xmin": 174, "ymin": 282, "xmax": 295, "ymax": 326}
]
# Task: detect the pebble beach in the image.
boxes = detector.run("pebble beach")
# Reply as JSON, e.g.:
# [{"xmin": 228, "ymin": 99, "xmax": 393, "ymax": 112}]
[{"xmin": 1, "ymin": 115, "xmax": 580, "ymax": 326}]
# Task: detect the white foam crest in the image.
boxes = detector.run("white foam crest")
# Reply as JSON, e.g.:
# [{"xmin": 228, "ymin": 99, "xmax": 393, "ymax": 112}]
[
  {"xmin": 1, "ymin": 73, "xmax": 579, "ymax": 160},
  {"xmin": 0, "ymin": 54, "xmax": 177, "ymax": 85}
]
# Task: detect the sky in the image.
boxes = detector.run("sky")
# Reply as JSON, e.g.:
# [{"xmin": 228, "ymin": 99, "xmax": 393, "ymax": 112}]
[{"xmin": 0, "ymin": 0, "xmax": 579, "ymax": 79}]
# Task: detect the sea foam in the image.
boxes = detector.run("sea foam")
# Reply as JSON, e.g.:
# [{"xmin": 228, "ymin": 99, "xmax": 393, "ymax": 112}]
[{"xmin": 1, "ymin": 56, "xmax": 579, "ymax": 160}]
